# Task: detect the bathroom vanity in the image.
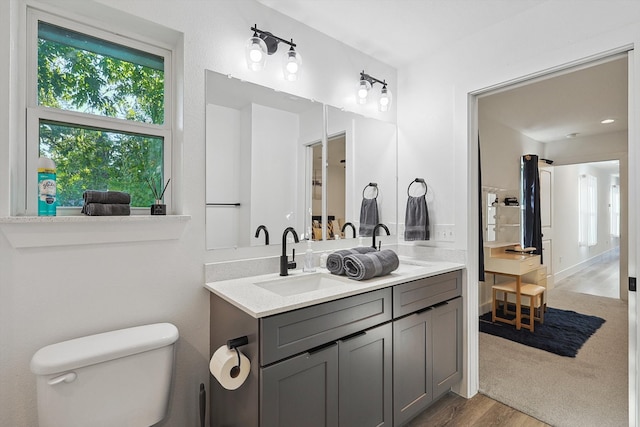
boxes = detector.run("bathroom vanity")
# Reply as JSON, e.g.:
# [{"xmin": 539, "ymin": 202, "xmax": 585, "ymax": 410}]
[{"xmin": 205, "ymin": 261, "xmax": 464, "ymax": 427}]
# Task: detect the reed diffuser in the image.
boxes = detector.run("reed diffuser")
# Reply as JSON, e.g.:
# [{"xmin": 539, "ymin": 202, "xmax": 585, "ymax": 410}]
[{"xmin": 147, "ymin": 177, "xmax": 170, "ymax": 215}]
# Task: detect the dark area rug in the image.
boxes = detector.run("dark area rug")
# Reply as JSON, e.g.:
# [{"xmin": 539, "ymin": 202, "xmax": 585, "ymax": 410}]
[{"xmin": 479, "ymin": 306, "xmax": 605, "ymax": 357}]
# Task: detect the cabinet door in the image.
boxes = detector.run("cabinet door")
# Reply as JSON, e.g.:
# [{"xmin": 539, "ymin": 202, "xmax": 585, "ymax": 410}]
[
  {"xmin": 260, "ymin": 344, "xmax": 339, "ymax": 427},
  {"xmin": 431, "ymin": 297, "xmax": 462, "ymax": 397},
  {"xmin": 339, "ymin": 323, "xmax": 392, "ymax": 427},
  {"xmin": 393, "ymin": 310, "xmax": 432, "ymax": 426}
]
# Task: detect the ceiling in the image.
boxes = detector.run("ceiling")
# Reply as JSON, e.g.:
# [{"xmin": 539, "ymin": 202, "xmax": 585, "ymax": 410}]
[
  {"xmin": 479, "ymin": 56, "xmax": 628, "ymax": 144},
  {"xmin": 255, "ymin": 0, "xmax": 628, "ymax": 146},
  {"xmin": 255, "ymin": 0, "xmax": 543, "ymax": 68}
]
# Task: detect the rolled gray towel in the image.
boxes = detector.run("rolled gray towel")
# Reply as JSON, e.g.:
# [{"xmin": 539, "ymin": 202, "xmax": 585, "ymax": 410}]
[
  {"xmin": 83, "ymin": 190, "xmax": 131, "ymax": 205},
  {"xmin": 326, "ymin": 247, "xmax": 377, "ymax": 275},
  {"xmin": 82, "ymin": 203, "xmax": 131, "ymax": 216},
  {"xmin": 343, "ymin": 249, "xmax": 399, "ymax": 281}
]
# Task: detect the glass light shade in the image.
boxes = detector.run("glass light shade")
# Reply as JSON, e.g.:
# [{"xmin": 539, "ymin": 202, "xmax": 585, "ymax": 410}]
[
  {"xmin": 379, "ymin": 86, "xmax": 392, "ymax": 112},
  {"xmin": 357, "ymin": 79, "xmax": 371, "ymax": 104},
  {"xmin": 245, "ymin": 36, "xmax": 267, "ymax": 71},
  {"xmin": 283, "ymin": 48, "xmax": 302, "ymax": 81}
]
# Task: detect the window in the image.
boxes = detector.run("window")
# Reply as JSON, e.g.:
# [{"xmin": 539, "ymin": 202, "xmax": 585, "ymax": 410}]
[
  {"xmin": 610, "ymin": 184, "xmax": 620, "ymax": 237},
  {"xmin": 27, "ymin": 10, "xmax": 172, "ymax": 213},
  {"xmin": 578, "ymin": 174, "xmax": 597, "ymax": 247}
]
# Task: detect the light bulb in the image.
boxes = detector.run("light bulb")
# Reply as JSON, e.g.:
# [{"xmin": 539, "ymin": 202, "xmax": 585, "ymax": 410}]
[
  {"xmin": 357, "ymin": 80, "xmax": 371, "ymax": 104},
  {"xmin": 283, "ymin": 47, "xmax": 302, "ymax": 81},
  {"xmin": 249, "ymin": 46, "xmax": 263, "ymax": 63},
  {"xmin": 245, "ymin": 35, "xmax": 267, "ymax": 71},
  {"xmin": 378, "ymin": 85, "xmax": 392, "ymax": 112}
]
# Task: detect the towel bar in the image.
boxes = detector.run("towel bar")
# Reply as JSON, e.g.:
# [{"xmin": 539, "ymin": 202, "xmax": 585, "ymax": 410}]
[{"xmin": 407, "ymin": 178, "xmax": 427, "ymax": 196}]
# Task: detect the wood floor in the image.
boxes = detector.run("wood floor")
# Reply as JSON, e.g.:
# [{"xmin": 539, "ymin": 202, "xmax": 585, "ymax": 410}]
[
  {"xmin": 553, "ymin": 249, "xmax": 620, "ymax": 298},
  {"xmin": 406, "ymin": 392, "xmax": 550, "ymax": 427}
]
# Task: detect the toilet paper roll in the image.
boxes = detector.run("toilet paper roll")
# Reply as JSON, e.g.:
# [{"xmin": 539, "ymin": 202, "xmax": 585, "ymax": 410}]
[{"xmin": 209, "ymin": 345, "xmax": 250, "ymax": 390}]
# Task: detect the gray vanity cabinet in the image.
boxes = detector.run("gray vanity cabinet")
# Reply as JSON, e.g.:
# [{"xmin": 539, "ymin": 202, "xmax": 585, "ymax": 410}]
[
  {"xmin": 260, "ymin": 322, "xmax": 393, "ymax": 427},
  {"xmin": 392, "ymin": 271, "xmax": 462, "ymax": 426},
  {"xmin": 209, "ymin": 269, "xmax": 462, "ymax": 427},
  {"xmin": 338, "ymin": 322, "xmax": 393, "ymax": 427},
  {"xmin": 260, "ymin": 343, "xmax": 339, "ymax": 427}
]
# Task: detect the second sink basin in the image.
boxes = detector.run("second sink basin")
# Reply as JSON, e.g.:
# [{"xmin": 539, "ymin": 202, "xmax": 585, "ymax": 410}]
[{"xmin": 255, "ymin": 273, "xmax": 349, "ymax": 297}]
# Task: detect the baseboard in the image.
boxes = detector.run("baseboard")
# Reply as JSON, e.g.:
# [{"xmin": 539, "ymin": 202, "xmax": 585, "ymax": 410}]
[{"xmin": 553, "ymin": 247, "xmax": 619, "ymax": 283}]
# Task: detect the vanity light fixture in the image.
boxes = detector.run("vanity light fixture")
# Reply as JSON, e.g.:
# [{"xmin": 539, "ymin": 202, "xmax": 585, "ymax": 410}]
[
  {"xmin": 246, "ymin": 25, "xmax": 301, "ymax": 80},
  {"xmin": 357, "ymin": 70, "xmax": 392, "ymax": 112},
  {"xmin": 600, "ymin": 118, "xmax": 615, "ymax": 124}
]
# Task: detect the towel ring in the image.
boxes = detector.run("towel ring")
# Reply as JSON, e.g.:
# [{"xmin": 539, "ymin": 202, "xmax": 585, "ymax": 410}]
[
  {"xmin": 362, "ymin": 182, "xmax": 379, "ymax": 199},
  {"xmin": 407, "ymin": 178, "xmax": 427, "ymax": 197}
]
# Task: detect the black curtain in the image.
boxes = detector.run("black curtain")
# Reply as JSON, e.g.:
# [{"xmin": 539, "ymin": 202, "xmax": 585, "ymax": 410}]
[
  {"xmin": 478, "ymin": 137, "xmax": 485, "ymax": 282},
  {"xmin": 522, "ymin": 154, "xmax": 543, "ymax": 263}
]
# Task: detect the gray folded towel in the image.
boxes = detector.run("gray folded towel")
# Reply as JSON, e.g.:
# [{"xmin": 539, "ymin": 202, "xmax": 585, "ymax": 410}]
[
  {"xmin": 326, "ymin": 247, "xmax": 377, "ymax": 275},
  {"xmin": 343, "ymin": 249, "xmax": 400, "ymax": 281},
  {"xmin": 404, "ymin": 195, "xmax": 430, "ymax": 241},
  {"xmin": 83, "ymin": 190, "xmax": 131, "ymax": 205},
  {"xmin": 82, "ymin": 203, "xmax": 131, "ymax": 216},
  {"xmin": 358, "ymin": 198, "xmax": 379, "ymax": 237}
]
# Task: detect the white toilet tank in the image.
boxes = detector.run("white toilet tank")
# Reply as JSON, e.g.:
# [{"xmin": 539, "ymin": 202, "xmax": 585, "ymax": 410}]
[{"xmin": 30, "ymin": 323, "xmax": 179, "ymax": 427}]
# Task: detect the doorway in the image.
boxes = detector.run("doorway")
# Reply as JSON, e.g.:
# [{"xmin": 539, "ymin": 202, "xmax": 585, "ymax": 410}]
[{"xmin": 475, "ymin": 53, "xmax": 630, "ymax": 424}]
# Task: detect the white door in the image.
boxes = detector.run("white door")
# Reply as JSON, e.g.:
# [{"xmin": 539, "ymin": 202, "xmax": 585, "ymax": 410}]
[{"xmin": 539, "ymin": 165, "xmax": 554, "ymax": 288}]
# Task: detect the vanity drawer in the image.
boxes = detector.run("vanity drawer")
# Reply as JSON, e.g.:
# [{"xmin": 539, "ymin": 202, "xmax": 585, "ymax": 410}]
[
  {"xmin": 260, "ymin": 288, "xmax": 392, "ymax": 366},
  {"xmin": 522, "ymin": 266, "xmax": 547, "ymax": 284},
  {"xmin": 485, "ymin": 254, "xmax": 540, "ymax": 276},
  {"xmin": 393, "ymin": 270, "xmax": 462, "ymax": 318}
]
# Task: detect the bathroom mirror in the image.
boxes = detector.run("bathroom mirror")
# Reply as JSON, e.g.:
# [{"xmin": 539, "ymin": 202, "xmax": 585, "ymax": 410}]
[
  {"xmin": 326, "ymin": 106, "xmax": 398, "ymax": 239},
  {"xmin": 205, "ymin": 70, "xmax": 397, "ymax": 250}
]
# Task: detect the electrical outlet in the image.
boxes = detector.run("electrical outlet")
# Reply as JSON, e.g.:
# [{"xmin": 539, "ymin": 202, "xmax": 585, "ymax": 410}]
[{"xmin": 433, "ymin": 224, "xmax": 455, "ymax": 242}]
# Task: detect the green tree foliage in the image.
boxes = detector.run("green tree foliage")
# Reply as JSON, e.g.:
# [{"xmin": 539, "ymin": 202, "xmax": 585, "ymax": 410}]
[{"xmin": 38, "ymin": 36, "xmax": 165, "ymax": 207}]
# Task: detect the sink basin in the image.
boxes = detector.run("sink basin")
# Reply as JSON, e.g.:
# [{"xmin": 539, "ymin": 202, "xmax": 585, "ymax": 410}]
[{"xmin": 255, "ymin": 273, "xmax": 348, "ymax": 297}]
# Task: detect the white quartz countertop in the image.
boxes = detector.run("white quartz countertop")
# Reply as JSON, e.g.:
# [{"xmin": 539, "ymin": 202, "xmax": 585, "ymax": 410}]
[{"xmin": 204, "ymin": 259, "xmax": 465, "ymax": 318}]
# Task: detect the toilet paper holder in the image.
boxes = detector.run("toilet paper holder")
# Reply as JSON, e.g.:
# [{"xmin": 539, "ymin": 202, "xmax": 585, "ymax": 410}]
[{"xmin": 226, "ymin": 336, "xmax": 248, "ymax": 378}]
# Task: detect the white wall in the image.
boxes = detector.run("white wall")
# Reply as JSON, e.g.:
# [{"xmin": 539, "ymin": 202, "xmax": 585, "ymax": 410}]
[
  {"xmin": 553, "ymin": 163, "xmax": 619, "ymax": 280},
  {"xmin": 0, "ymin": 1, "xmax": 396, "ymax": 426},
  {"xmin": 479, "ymin": 115, "xmax": 544, "ymax": 192}
]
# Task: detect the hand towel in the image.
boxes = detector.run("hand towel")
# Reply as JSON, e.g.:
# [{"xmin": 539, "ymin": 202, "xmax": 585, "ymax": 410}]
[
  {"xmin": 404, "ymin": 195, "xmax": 430, "ymax": 241},
  {"xmin": 82, "ymin": 203, "xmax": 131, "ymax": 216},
  {"xmin": 358, "ymin": 198, "xmax": 379, "ymax": 237},
  {"xmin": 326, "ymin": 247, "xmax": 377, "ymax": 275},
  {"xmin": 83, "ymin": 190, "xmax": 131, "ymax": 205},
  {"xmin": 343, "ymin": 249, "xmax": 400, "ymax": 281}
]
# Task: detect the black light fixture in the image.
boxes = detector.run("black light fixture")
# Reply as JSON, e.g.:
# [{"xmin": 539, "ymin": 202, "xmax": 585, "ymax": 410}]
[
  {"xmin": 246, "ymin": 25, "xmax": 302, "ymax": 81},
  {"xmin": 357, "ymin": 70, "xmax": 392, "ymax": 112}
]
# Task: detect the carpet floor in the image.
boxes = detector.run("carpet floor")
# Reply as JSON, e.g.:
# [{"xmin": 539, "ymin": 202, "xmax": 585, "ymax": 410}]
[{"xmin": 479, "ymin": 288, "xmax": 628, "ymax": 427}]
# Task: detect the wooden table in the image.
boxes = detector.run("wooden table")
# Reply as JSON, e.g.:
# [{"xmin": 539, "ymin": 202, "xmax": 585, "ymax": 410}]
[{"xmin": 484, "ymin": 244, "xmax": 541, "ymax": 330}]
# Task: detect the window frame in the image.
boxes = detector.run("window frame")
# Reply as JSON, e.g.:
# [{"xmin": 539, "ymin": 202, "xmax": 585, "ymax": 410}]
[
  {"xmin": 25, "ymin": 8, "xmax": 173, "ymax": 215},
  {"xmin": 578, "ymin": 173, "xmax": 598, "ymax": 247}
]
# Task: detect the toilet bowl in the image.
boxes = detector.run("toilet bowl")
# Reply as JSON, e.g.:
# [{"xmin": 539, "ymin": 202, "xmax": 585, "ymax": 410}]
[{"xmin": 30, "ymin": 322, "xmax": 179, "ymax": 427}]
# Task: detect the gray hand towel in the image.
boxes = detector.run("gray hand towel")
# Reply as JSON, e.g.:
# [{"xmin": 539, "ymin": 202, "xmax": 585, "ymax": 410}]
[
  {"xmin": 326, "ymin": 247, "xmax": 377, "ymax": 275},
  {"xmin": 82, "ymin": 203, "xmax": 131, "ymax": 216},
  {"xmin": 83, "ymin": 190, "xmax": 131, "ymax": 205},
  {"xmin": 358, "ymin": 198, "xmax": 379, "ymax": 237},
  {"xmin": 404, "ymin": 195, "xmax": 430, "ymax": 241},
  {"xmin": 343, "ymin": 249, "xmax": 400, "ymax": 281}
]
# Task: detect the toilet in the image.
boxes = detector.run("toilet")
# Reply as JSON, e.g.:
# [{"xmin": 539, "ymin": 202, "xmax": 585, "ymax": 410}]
[{"xmin": 30, "ymin": 322, "xmax": 179, "ymax": 427}]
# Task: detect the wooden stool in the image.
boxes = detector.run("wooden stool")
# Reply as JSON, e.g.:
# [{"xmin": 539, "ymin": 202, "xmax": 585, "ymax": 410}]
[{"xmin": 492, "ymin": 281, "xmax": 546, "ymax": 332}]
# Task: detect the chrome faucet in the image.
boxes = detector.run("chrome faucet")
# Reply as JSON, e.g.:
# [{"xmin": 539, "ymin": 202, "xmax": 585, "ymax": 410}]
[
  {"xmin": 341, "ymin": 222, "xmax": 356, "ymax": 238},
  {"xmin": 372, "ymin": 223, "xmax": 390, "ymax": 250},
  {"xmin": 280, "ymin": 227, "xmax": 300, "ymax": 276},
  {"xmin": 255, "ymin": 225, "xmax": 269, "ymax": 245}
]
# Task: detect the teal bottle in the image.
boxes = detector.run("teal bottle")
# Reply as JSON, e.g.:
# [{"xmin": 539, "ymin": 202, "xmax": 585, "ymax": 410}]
[{"xmin": 38, "ymin": 157, "xmax": 57, "ymax": 216}]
